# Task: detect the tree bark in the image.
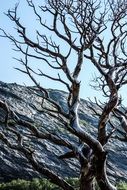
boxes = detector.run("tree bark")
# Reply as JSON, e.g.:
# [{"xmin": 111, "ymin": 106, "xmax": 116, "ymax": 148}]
[
  {"xmin": 79, "ymin": 164, "xmax": 95, "ymax": 190},
  {"xmin": 95, "ymin": 153, "xmax": 117, "ymax": 190}
]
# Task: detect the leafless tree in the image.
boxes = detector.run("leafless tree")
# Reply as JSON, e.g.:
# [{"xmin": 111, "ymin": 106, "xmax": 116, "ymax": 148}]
[{"xmin": 0, "ymin": 0, "xmax": 127, "ymax": 190}]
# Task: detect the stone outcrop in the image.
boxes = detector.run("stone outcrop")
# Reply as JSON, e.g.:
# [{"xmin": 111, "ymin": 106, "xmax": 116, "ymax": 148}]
[{"xmin": 0, "ymin": 81, "xmax": 126, "ymax": 184}]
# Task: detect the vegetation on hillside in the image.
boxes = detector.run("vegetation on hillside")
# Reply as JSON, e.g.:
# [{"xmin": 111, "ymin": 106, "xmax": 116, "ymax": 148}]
[{"xmin": 0, "ymin": 178, "xmax": 127, "ymax": 190}]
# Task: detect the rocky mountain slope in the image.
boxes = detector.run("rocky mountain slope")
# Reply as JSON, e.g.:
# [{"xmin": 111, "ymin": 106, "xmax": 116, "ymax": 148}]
[{"xmin": 0, "ymin": 81, "xmax": 126, "ymax": 184}]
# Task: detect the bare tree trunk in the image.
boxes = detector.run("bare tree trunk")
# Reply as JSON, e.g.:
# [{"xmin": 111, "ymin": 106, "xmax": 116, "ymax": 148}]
[
  {"xmin": 95, "ymin": 154, "xmax": 117, "ymax": 190},
  {"xmin": 80, "ymin": 177, "xmax": 95, "ymax": 190},
  {"xmin": 79, "ymin": 164, "xmax": 95, "ymax": 190}
]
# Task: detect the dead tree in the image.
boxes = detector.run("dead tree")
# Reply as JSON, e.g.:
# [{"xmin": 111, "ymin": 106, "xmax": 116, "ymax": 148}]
[{"xmin": 0, "ymin": 0, "xmax": 127, "ymax": 190}]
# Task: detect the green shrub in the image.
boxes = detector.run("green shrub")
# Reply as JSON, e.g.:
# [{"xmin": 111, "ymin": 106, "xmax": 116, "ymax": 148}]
[
  {"xmin": 117, "ymin": 181, "xmax": 127, "ymax": 190},
  {"xmin": 0, "ymin": 178, "xmax": 127, "ymax": 190},
  {"xmin": 0, "ymin": 179, "xmax": 61, "ymax": 190},
  {"xmin": 66, "ymin": 178, "xmax": 79, "ymax": 187},
  {"xmin": 39, "ymin": 179, "xmax": 61, "ymax": 190},
  {"xmin": 0, "ymin": 179, "xmax": 30, "ymax": 190}
]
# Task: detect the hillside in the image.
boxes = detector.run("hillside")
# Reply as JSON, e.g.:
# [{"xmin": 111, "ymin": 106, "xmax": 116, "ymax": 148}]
[{"xmin": 0, "ymin": 81, "xmax": 126, "ymax": 184}]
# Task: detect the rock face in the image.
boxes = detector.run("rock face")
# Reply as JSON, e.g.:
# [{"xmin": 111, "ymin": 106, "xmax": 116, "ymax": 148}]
[{"xmin": 0, "ymin": 81, "xmax": 127, "ymax": 184}]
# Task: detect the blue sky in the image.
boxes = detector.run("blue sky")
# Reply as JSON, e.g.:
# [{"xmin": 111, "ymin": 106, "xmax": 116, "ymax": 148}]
[{"xmin": 0, "ymin": 0, "xmax": 127, "ymax": 106}]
